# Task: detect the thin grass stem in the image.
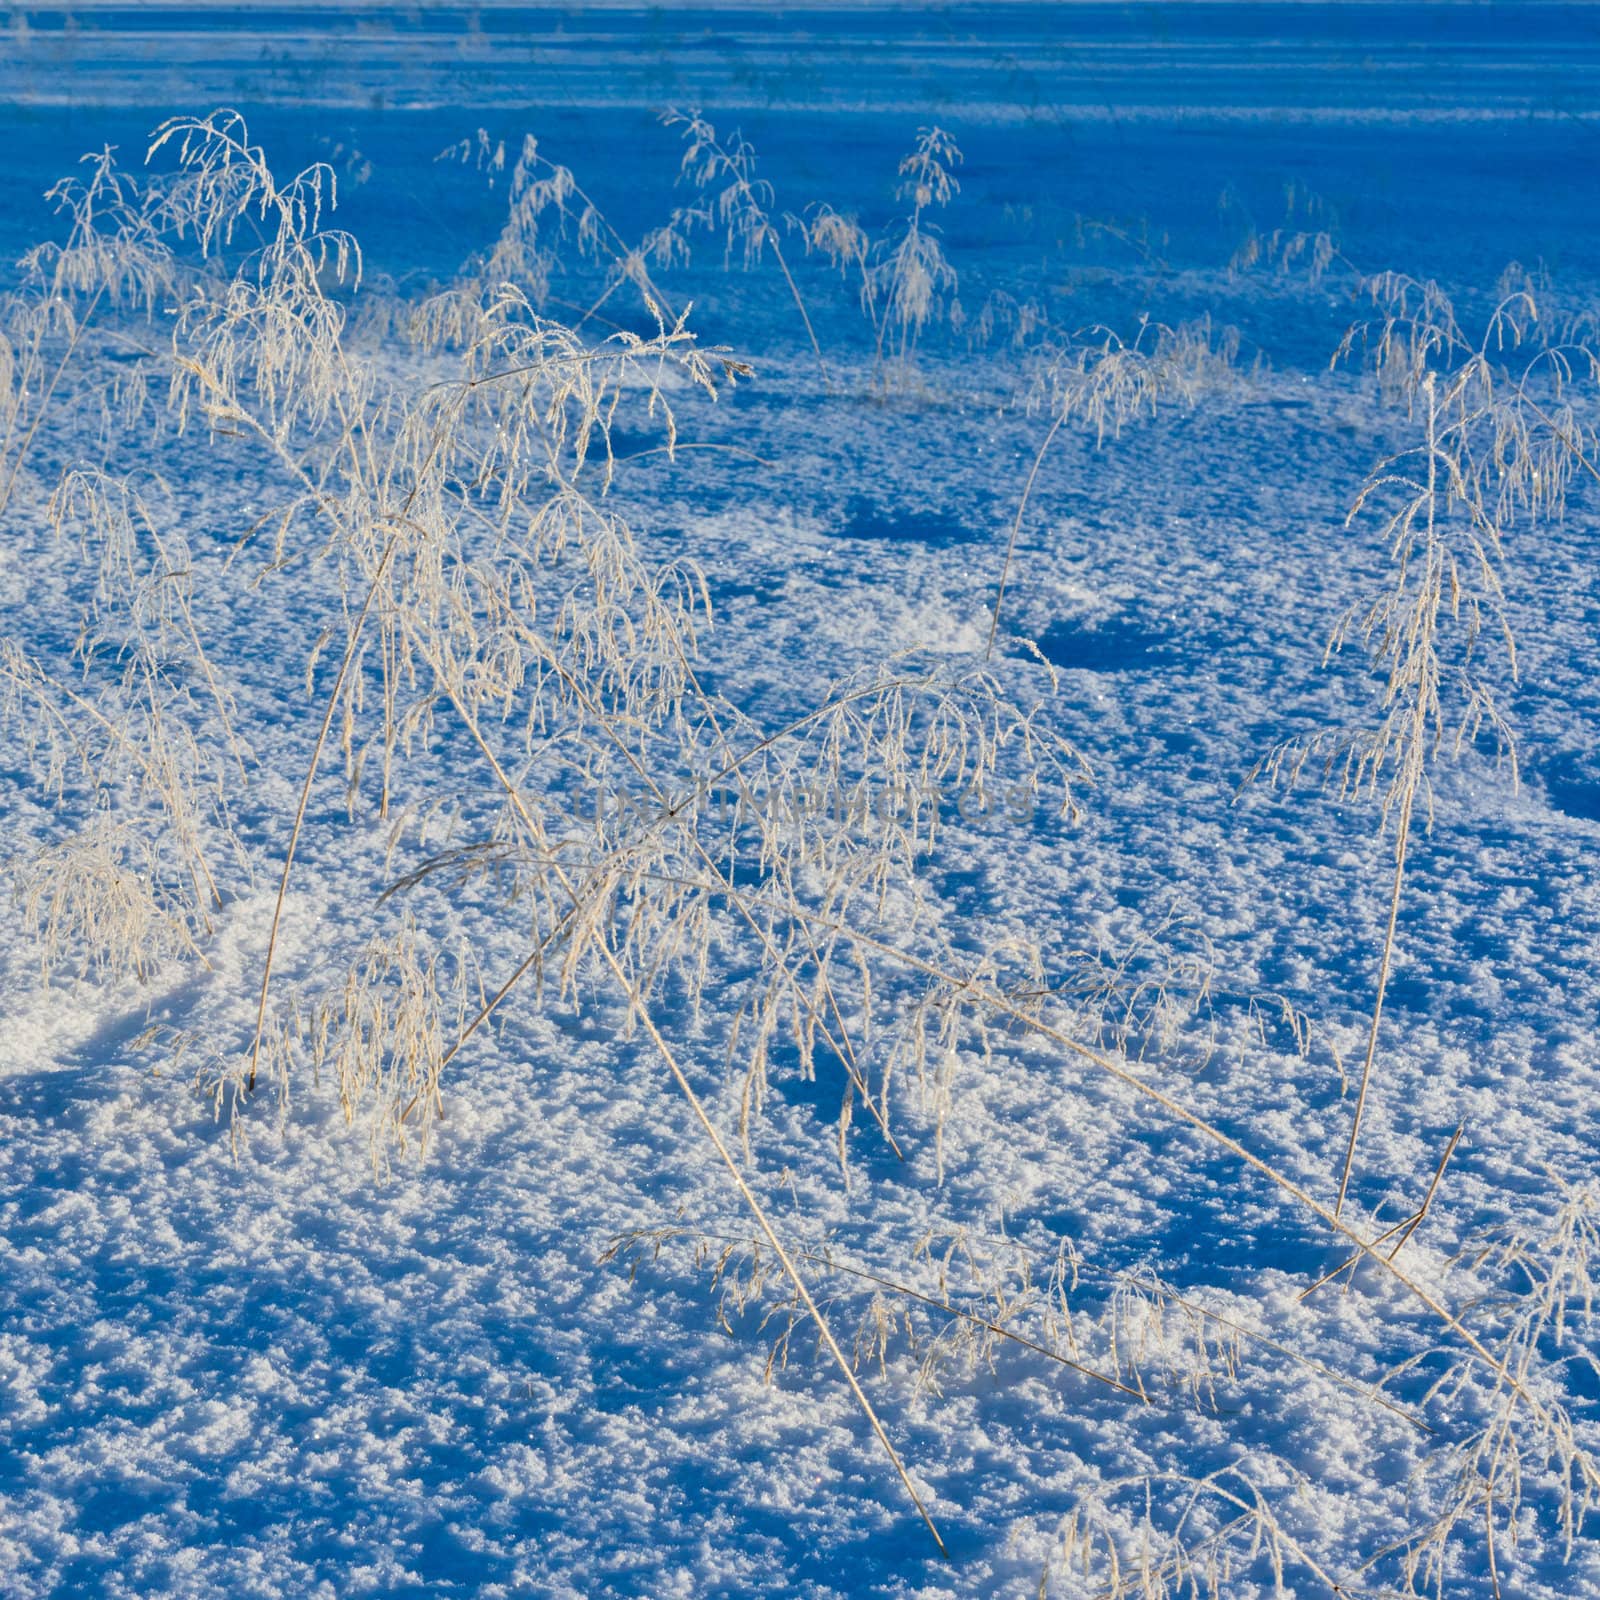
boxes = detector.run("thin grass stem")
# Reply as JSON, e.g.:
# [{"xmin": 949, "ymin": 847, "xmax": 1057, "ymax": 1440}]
[{"xmin": 987, "ymin": 412, "xmax": 1065, "ymax": 660}]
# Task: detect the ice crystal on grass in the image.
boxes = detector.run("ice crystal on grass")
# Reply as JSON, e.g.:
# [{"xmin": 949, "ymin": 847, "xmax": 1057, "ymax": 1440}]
[{"xmin": 14, "ymin": 818, "xmax": 203, "ymax": 985}]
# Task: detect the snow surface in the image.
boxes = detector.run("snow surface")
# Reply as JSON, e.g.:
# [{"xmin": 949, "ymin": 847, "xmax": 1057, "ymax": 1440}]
[{"xmin": 3, "ymin": 5, "xmax": 1600, "ymax": 1598}]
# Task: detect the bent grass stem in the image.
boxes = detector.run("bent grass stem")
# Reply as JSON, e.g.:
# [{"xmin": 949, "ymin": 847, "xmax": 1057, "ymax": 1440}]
[
  {"xmin": 434, "ymin": 850, "xmax": 1577, "ymax": 1447},
  {"xmin": 987, "ymin": 411, "xmax": 1065, "ymax": 660},
  {"xmin": 429, "ymin": 680, "xmax": 945, "ymax": 1555}
]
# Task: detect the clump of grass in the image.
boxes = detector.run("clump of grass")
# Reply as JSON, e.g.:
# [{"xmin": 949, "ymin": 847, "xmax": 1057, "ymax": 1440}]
[
  {"xmin": 871, "ymin": 125, "xmax": 962, "ymax": 387},
  {"xmin": 12, "ymin": 819, "xmax": 202, "ymax": 985},
  {"xmin": 0, "ymin": 637, "xmax": 234, "ymax": 983},
  {"xmin": 63, "ymin": 108, "xmax": 1089, "ymax": 1550},
  {"xmin": 0, "ymin": 466, "xmax": 248, "ymax": 981},
  {"xmin": 440, "ymin": 127, "xmax": 684, "ymax": 328},
  {"xmin": 649, "ymin": 116, "xmax": 966, "ymax": 392},
  {"xmin": 1045, "ymin": 1467, "xmax": 1341, "ymax": 1600},
  {"xmin": 243, "ymin": 916, "xmax": 482, "ymax": 1173},
  {"xmin": 662, "ymin": 107, "xmax": 830, "ymax": 383},
  {"xmin": 1224, "ymin": 180, "xmax": 1349, "ymax": 287},
  {"xmin": 1254, "ymin": 271, "xmax": 1598, "ymax": 1215},
  {"xmin": 0, "ymin": 145, "xmax": 177, "ymax": 517}
]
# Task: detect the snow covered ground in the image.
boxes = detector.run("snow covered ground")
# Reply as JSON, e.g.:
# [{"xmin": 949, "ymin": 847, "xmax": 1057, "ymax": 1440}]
[{"xmin": 3, "ymin": 5, "xmax": 1600, "ymax": 1597}]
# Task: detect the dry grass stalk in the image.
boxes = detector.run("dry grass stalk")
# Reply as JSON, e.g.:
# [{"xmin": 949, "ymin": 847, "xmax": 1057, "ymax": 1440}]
[
  {"xmin": 0, "ymin": 145, "xmax": 178, "ymax": 516},
  {"xmin": 662, "ymin": 108, "xmax": 830, "ymax": 384},
  {"xmin": 1300, "ymin": 1122, "xmax": 1465, "ymax": 1302},
  {"xmin": 439, "ymin": 128, "xmax": 683, "ymax": 327},
  {"xmin": 121, "ymin": 109, "xmax": 972, "ymax": 1550},
  {"xmin": 987, "ymin": 314, "xmax": 1239, "ymax": 657},
  {"xmin": 1252, "ymin": 274, "xmax": 1597, "ymax": 1216},
  {"xmin": 871, "ymin": 126, "xmax": 962, "ymax": 387}
]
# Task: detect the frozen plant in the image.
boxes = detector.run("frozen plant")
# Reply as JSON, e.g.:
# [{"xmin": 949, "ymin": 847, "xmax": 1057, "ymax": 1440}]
[
  {"xmin": 439, "ymin": 128, "xmax": 684, "ymax": 330},
  {"xmin": 1257, "ymin": 271, "xmax": 1599, "ymax": 1214},
  {"xmin": 62, "ymin": 110, "xmax": 1091, "ymax": 1551},
  {"xmin": 986, "ymin": 314, "xmax": 1241, "ymax": 658},
  {"xmin": 795, "ymin": 200, "xmax": 880, "ymax": 350},
  {"xmin": 0, "ymin": 468, "xmax": 250, "ymax": 983},
  {"xmin": 1224, "ymin": 180, "xmax": 1349, "ymax": 287},
  {"xmin": 0, "ymin": 146, "xmax": 178, "ymax": 517},
  {"xmin": 870, "ymin": 125, "xmax": 962, "ymax": 387},
  {"xmin": 663, "ymin": 108, "xmax": 831, "ymax": 384}
]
